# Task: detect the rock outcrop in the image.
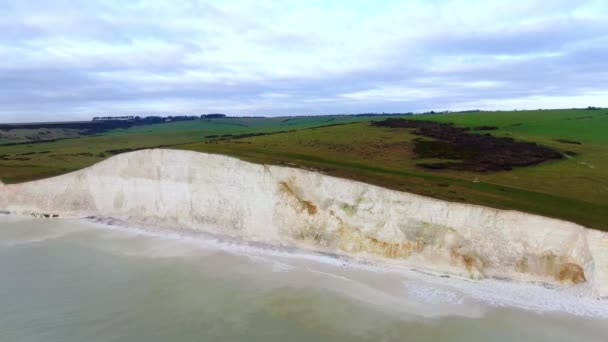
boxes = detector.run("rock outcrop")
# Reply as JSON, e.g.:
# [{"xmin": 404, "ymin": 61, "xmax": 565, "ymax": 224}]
[{"xmin": 1, "ymin": 149, "xmax": 606, "ymax": 296}]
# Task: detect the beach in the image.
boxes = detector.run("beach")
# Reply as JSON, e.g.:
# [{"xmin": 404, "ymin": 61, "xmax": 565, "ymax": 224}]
[{"xmin": 1, "ymin": 215, "xmax": 606, "ymax": 341}]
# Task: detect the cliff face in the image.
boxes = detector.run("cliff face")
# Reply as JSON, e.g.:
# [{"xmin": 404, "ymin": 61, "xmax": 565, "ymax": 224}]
[{"xmin": 1, "ymin": 149, "xmax": 606, "ymax": 296}]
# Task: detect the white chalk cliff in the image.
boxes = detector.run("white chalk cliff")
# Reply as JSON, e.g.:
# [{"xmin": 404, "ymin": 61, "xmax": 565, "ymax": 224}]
[{"xmin": 1, "ymin": 149, "xmax": 607, "ymax": 296}]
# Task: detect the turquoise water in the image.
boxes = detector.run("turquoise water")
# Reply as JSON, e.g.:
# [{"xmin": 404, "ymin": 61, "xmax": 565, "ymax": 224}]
[{"xmin": 0, "ymin": 215, "xmax": 607, "ymax": 342}]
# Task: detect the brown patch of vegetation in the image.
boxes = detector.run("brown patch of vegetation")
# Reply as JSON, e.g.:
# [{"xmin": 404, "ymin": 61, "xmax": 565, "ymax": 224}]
[
  {"xmin": 517, "ymin": 254, "xmax": 586, "ymax": 284},
  {"xmin": 278, "ymin": 181, "xmax": 317, "ymax": 216},
  {"xmin": 372, "ymin": 119, "xmax": 563, "ymax": 172},
  {"xmin": 337, "ymin": 225, "xmax": 419, "ymax": 258},
  {"xmin": 462, "ymin": 255, "xmax": 476, "ymax": 272},
  {"xmin": 413, "ymin": 140, "xmax": 477, "ymax": 160},
  {"xmin": 450, "ymin": 248, "xmax": 479, "ymax": 274},
  {"xmin": 302, "ymin": 200, "xmax": 318, "ymax": 215},
  {"xmin": 278, "ymin": 181, "xmax": 295, "ymax": 196},
  {"xmin": 558, "ymin": 263, "xmax": 586, "ymax": 284}
]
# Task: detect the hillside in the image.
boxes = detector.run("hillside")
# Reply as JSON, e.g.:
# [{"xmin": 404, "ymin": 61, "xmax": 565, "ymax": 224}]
[
  {"xmin": 2, "ymin": 149, "xmax": 606, "ymax": 296},
  {"xmin": 1, "ymin": 108, "xmax": 607, "ymax": 230}
]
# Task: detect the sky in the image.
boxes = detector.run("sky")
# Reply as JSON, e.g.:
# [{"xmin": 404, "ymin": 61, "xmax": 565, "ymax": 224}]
[{"xmin": 0, "ymin": 0, "xmax": 607, "ymax": 122}]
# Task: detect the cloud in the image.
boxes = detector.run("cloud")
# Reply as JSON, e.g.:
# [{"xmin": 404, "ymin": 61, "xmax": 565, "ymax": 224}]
[
  {"xmin": 0, "ymin": 0, "xmax": 607, "ymax": 122},
  {"xmin": 422, "ymin": 17, "xmax": 608, "ymax": 55}
]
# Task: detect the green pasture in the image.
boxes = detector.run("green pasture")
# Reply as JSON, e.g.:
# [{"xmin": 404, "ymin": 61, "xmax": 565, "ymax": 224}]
[{"xmin": 1, "ymin": 109, "xmax": 607, "ymax": 230}]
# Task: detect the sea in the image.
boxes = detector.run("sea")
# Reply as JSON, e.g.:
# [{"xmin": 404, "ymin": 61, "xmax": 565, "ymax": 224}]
[{"xmin": 1, "ymin": 215, "xmax": 607, "ymax": 342}]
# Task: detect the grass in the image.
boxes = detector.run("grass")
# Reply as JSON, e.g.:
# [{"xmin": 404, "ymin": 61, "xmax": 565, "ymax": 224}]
[
  {"xmin": 0, "ymin": 127, "xmax": 85, "ymax": 144},
  {"xmin": 1, "ymin": 109, "xmax": 607, "ymax": 230},
  {"xmin": 102, "ymin": 115, "xmax": 393, "ymax": 140},
  {"xmin": 0, "ymin": 115, "xmax": 403, "ymax": 183},
  {"xmin": 411, "ymin": 109, "xmax": 608, "ymax": 144}
]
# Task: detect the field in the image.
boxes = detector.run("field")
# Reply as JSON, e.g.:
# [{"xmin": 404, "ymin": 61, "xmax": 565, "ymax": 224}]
[
  {"xmin": 1, "ymin": 109, "xmax": 607, "ymax": 230},
  {"xmin": 0, "ymin": 115, "xmax": 401, "ymax": 184}
]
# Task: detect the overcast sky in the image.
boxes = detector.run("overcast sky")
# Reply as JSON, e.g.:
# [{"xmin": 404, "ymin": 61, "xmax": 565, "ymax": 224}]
[{"xmin": 1, "ymin": 0, "xmax": 607, "ymax": 122}]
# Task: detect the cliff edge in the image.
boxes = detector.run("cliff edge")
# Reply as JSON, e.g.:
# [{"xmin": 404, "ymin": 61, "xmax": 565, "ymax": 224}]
[{"xmin": 1, "ymin": 149, "xmax": 606, "ymax": 296}]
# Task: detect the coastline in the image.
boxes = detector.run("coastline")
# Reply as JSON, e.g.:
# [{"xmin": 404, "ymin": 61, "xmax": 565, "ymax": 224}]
[
  {"xmin": 1, "ymin": 148, "xmax": 607, "ymax": 298},
  {"xmin": 2, "ymin": 213, "xmax": 607, "ymax": 319}
]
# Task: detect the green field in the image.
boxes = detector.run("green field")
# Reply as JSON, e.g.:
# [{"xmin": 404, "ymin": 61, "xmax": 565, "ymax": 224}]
[
  {"xmin": 0, "ymin": 127, "xmax": 86, "ymax": 144},
  {"xmin": 0, "ymin": 115, "xmax": 401, "ymax": 184},
  {"xmin": 1, "ymin": 109, "xmax": 607, "ymax": 230}
]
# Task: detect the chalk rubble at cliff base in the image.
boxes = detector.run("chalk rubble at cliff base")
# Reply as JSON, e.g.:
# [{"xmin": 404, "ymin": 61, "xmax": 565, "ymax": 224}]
[{"xmin": 0, "ymin": 149, "xmax": 606, "ymax": 297}]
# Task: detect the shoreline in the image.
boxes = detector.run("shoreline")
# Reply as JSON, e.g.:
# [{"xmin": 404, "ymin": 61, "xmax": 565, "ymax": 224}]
[
  {"xmin": 1, "ymin": 149, "xmax": 607, "ymax": 298},
  {"xmin": 2, "ymin": 213, "xmax": 607, "ymax": 319}
]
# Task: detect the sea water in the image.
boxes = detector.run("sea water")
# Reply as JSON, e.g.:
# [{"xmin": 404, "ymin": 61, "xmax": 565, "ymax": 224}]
[{"xmin": 0, "ymin": 215, "xmax": 607, "ymax": 342}]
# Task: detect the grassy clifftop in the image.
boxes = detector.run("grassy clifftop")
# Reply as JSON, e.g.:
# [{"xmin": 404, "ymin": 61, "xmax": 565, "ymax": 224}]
[
  {"xmin": 1, "ymin": 108, "xmax": 607, "ymax": 230},
  {"xmin": 178, "ymin": 109, "xmax": 608, "ymax": 230}
]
